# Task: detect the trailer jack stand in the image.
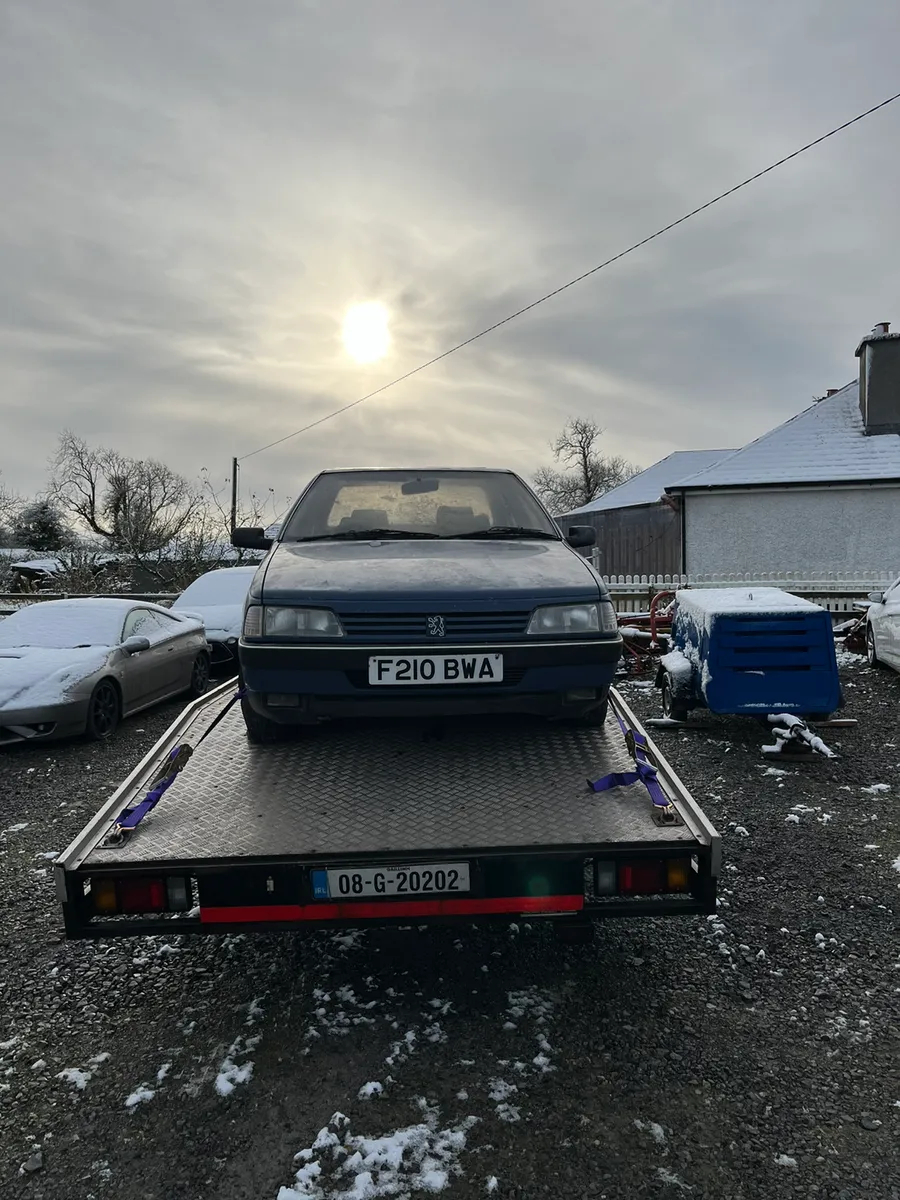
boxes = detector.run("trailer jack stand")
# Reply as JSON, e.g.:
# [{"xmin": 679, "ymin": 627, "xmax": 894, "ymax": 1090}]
[{"xmin": 762, "ymin": 714, "xmax": 838, "ymax": 760}]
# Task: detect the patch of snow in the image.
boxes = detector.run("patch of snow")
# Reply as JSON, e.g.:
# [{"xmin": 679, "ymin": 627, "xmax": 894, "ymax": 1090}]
[
  {"xmin": 487, "ymin": 1079, "xmax": 517, "ymax": 1103},
  {"xmin": 215, "ymin": 997, "xmax": 264, "ymax": 1097},
  {"xmin": 359, "ymin": 1082, "xmax": 384, "ymax": 1100},
  {"xmin": 495, "ymin": 1103, "xmax": 521, "ymax": 1123},
  {"xmin": 774, "ymin": 1154, "xmax": 798, "ymax": 1168},
  {"xmin": 861, "ymin": 783, "xmax": 891, "ymax": 794},
  {"xmin": 785, "ymin": 814, "xmax": 800, "ymax": 824},
  {"xmin": 656, "ymin": 1166, "xmax": 692, "ymax": 1190},
  {"xmin": 891, "ymin": 856, "xmax": 900, "ymax": 874},
  {"xmin": 486, "ymin": 1178, "xmax": 499, "ymax": 1194},
  {"xmin": 56, "ymin": 1052, "xmax": 109, "ymax": 1093},
  {"xmin": 733, "ymin": 825, "xmax": 749, "ymax": 838},
  {"xmin": 125, "ymin": 1085, "xmax": 156, "ymax": 1110},
  {"xmin": 280, "ymin": 1107, "xmax": 477, "ymax": 1198},
  {"xmin": 2, "ymin": 823, "xmax": 28, "ymax": 835}
]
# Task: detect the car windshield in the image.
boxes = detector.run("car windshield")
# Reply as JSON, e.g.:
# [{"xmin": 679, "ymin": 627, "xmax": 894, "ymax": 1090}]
[
  {"xmin": 0, "ymin": 601, "xmax": 125, "ymax": 649},
  {"xmin": 279, "ymin": 470, "xmax": 560, "ymax": 542},
  {"xmin": 175, "ymin": 568, "xmax": 256, "ymax": 607}
]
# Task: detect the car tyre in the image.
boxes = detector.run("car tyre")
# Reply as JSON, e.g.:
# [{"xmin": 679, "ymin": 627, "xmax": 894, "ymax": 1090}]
[
  {"xmin": 187, "ymin": 651, "xmax": 211, "ymax": 698},
  {"xmin": 574, "ymin": 693, "xmax": 610, "ymax": 728},
  {"xmin": 241, "ymin": 697, "xmax": 290, "ymax": 744},
  {"xmin": 85, "ymin": 679, "xmax": 122, "ymax": 742},
  {"xmin": 866, "ymin": 623, "xmax": 883, "ymax": 668},
  {"xmin": 661, "ymin": 674, "xmax": 689, "ymax": 723}
]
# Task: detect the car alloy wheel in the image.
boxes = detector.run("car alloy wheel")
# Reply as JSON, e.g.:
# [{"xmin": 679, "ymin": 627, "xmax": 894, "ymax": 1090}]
[
  {"xmin": 188, "ymin": 652, "xmax": 211, "ymax": 698},
  {"xmin": 86, "ymin": 680, "xmax": 121, "ymax": 741},
  {"xmin": 866, "ymin": 624, "xmax": 880, "ymax": 668}
]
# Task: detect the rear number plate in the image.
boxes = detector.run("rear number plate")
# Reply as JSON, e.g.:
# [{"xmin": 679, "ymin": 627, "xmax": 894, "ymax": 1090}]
[
  {"xmin": 369, "ymin": 654, "xmax": 503, "ymax": 685},
  {"xmin": 313, "ymin": 863, "xmax": 471, "ymax": 899}
]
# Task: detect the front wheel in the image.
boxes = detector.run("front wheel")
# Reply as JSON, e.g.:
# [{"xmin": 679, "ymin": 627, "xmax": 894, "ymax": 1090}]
[
  {"xmin": 573, "ymin": 694, "xmax": 610, "ymax": 728},
  {"xmin": 187, "ymin": 651, "xmax": 211, "ymax": 698},
  {"xmin": 661, "ymin": 674, "xmax": 689, "ymax": 722},
  {"xmin": 866, "ymin": 623, "xmax": 883, "ymax": 668},
  {"xmin": 85, "ymin": 679, "xmax": 122, "ymax": 741},
  {"xmin": 241, "ymin": 697, "xmax": 290, "ymax": 745}
]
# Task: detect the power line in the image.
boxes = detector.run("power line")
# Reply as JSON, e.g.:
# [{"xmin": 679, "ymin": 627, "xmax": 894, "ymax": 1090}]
[{"xmin": 240, "ymin": 86, "xmax": 900, "ymax": 462}]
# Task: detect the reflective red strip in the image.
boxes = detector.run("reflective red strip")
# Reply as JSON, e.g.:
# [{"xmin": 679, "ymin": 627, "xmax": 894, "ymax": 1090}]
[{"xmin": 200, "ymin": 894, "xmax": 584, "ymax": 924}]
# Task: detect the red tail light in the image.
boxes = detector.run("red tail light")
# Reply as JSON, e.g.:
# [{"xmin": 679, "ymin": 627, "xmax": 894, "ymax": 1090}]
[
  {"xmin": 619, "ymin": 861, "xmax": 665, "ymax": 896},
  {"xmin": 117, "ymin": 878, "xmax": 166, "ymax": 913}
]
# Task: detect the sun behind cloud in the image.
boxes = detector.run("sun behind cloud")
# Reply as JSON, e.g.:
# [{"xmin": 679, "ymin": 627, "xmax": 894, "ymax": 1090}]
[{"xmin": 341, "ymin": 301, "xmax": 390, "ymax": 363}]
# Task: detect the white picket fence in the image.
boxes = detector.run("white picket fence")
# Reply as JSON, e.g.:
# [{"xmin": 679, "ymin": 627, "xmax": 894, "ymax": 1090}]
[{"xmin": 598, "ymin": 567, "xmax": 891, "ymax": 614}]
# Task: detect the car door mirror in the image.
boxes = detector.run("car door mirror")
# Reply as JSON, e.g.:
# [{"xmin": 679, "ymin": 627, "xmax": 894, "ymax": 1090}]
[
  {"xmin": 232, "ymin": 527, "xmax": 273, "ymax": 550},
  {"xmin": 122, "ymin": 635, "xmax": 151, "ymax": 655},
  {"xmin": 566, "ymin": 525, "xmax": 596, "ymax": 548},
  {"xmin": 868, "ymin": 591, "xmax": 885, "ymax": 604}
]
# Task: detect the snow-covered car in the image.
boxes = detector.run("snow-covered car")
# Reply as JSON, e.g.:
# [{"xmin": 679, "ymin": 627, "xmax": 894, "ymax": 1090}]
[
  {"xmin": 866, "ymin": 574, "xmax": 900, "ymax": 671},
  {"xmin": 171, "ymin": 566, "xmax": 257, "ymax": 670},
  {"xmin": 0, "ymin": 598, "xmax": 210, "ymax": 746}
]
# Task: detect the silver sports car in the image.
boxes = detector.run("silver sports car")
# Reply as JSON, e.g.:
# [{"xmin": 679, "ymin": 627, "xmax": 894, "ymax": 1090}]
[{"xmin": 0, "ymin": 598, "xmax": 210, "ymax": 746}]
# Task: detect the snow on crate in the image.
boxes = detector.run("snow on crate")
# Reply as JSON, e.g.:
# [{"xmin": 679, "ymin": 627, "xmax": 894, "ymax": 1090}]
[
  {"xmin": 674, "ymin": 588, "xmax": 819, "ymax": 620},
  {"xmin": 278, "ymin": 1104, "xmax": 479, "ymax": 1199}
]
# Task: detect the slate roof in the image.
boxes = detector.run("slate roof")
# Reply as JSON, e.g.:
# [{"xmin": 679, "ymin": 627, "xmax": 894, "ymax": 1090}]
[
  {"xmin": 669, "ymin": 381, "xmax": 900, "ymax": 490},
  {"xmin": 562, "ymin": 450, "xmax": 733, "ymax": 516}
]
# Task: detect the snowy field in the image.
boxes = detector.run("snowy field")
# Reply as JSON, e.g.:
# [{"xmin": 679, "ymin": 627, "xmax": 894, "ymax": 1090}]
[{"xmin": 1, "ymin": 649, "xmax": 898, "ymax": 1199}]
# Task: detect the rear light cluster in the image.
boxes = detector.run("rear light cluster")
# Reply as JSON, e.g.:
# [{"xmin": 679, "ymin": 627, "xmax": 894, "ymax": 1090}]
[
  {"xmin": 89, "ymin": 875, "xmax": 192, "ymax": 916},
  {"xmin": 593, "ymin": 856, "xmax": 695, "ymax": 898}
]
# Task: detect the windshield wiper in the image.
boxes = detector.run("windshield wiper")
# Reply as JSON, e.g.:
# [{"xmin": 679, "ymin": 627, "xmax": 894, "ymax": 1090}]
[
  {"xmin": 294, "ymin": 529, "xmax": 438, "ymax": 542},
  {"xmin": 449, "ymin": 526, "xmax": 559, "ymax": 540}
]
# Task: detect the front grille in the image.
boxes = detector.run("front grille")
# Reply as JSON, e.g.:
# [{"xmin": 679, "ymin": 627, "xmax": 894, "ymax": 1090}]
[
  {"xmin": 339, "ymin": 611, "xmax": 531, "ymax": 642},
  {"xmin": 346, "ymin": 666, "xmax": 527, "ymax": 690}
]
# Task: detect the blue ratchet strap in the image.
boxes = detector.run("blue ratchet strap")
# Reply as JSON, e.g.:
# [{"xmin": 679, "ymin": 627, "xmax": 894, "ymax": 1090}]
[
  {"xmin": 587, "ymin": 714, "xmax": 676, "ymax": 817},
  {"xmin": 111, "ymin": 686, "xmax": 246, "ymax": 837}
]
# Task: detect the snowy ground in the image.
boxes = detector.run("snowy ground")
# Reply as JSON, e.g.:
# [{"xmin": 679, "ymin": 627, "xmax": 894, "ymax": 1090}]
[{"xmin": 1, "ymin": 652, "xmax": 899, "ymax": 1199}]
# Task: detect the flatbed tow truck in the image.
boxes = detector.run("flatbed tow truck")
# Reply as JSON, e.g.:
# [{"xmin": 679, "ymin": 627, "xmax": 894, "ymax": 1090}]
[{"xmin": 55, "ymin": 680, "xmax": 720, "ymax": 940}]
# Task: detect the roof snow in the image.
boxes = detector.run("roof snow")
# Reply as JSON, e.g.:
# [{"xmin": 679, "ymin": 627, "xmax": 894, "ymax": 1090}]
[
  {"xmin": 562, "ymin": 449, "xmax": 734, "ymax": 516},
  {"xmin": 669, "ymin": 381, "xmax": 900, "ymax": 490}
]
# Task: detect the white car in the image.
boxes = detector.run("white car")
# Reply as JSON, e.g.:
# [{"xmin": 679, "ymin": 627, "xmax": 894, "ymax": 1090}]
[
  {"xmin": 172, "ymin": 566, "xmax": 257, "ymax": 670},
  {"xmin": 866, "ymin": 575, "xmax": 900, "ymax": 671}
]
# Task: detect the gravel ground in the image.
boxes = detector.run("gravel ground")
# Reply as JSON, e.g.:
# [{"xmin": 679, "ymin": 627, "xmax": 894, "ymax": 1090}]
[{"xmin": 1, "ymin": 651, "xmax": 899, "ymax": 1200}]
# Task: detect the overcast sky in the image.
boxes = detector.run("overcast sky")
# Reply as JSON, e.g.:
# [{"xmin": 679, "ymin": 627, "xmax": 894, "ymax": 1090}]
[{"xmin": 3, "ymin": 0, "xmax": 900, "ymax": 523}]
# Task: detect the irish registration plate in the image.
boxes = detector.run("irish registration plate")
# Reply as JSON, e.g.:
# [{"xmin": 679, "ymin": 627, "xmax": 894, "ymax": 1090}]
[
  {"xmin": 312, "ymin": 862, "xmax": 471, "ymax": 899},
  {"xmin": 369, "ymin": 654, "xmax": 503, "ymax": 685}
]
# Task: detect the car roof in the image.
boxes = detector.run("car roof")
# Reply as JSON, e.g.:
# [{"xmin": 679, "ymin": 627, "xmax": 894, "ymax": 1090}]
[{"xmin": 315, "ymin": 467, "xmax": 515, "ymax": 475}]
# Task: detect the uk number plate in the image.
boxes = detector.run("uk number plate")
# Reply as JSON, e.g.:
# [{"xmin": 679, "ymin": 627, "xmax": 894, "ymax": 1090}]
[
  {"xmin": 368, "ymin": 654, "xmax": 503, "ymax": 685},
  {"xmin": 313, "ymin": 862, "xmax": 471, "ymax": 900}
]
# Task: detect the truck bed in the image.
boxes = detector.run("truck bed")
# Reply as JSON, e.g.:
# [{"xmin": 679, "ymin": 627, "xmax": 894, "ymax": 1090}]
[{"xmin": 57, "ymin": 682, "xmax": 720, "ymax": 937}]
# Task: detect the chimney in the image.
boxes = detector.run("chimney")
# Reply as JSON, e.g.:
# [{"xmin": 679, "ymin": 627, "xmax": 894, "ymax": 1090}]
[
  {"xmin": 855, "ymin": 321, "xmax": 900, "ymax": 435},
  {"xmin": 826, "ymin": 388, "xmax": 839, "ymax": 396}
]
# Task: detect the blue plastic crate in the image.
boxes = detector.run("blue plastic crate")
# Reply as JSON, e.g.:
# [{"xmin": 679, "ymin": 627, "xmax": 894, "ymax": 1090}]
[{"xmin": 668, "ymin": 588, "xmax": 842, "ymax": 717}]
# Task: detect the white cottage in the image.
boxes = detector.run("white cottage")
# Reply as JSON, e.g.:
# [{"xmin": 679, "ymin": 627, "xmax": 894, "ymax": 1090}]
[{"xmin": 666, "ymin": 323, "xmax": 900, "ymax": 579}]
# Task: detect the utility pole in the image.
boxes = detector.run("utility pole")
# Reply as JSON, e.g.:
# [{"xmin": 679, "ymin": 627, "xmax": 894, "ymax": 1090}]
[{"xmin": 230, "ymin": 457, "xmax": 239, "ymax": 533}]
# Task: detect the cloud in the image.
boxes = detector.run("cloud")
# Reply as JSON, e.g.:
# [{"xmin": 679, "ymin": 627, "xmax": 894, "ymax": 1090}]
[{"xmin": 2, "ymin": 0, "xmax": 900, "ymax": 513}]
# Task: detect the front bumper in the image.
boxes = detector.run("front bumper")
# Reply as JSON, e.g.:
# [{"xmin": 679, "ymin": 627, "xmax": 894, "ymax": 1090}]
[
  {"xmin": 238, "ymin": 636, "xmax": 623, "ymax": 723},
  {"xmin": 0, "ymin": 700, "xmax": 88, "ymax": 746}
]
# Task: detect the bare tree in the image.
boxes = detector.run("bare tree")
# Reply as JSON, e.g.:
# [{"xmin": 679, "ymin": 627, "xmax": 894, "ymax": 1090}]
[
  {"xmin": 0, "ymin": 473, "xmax": 19, "ymax": 548},
  {"xmin": 533, "ymin": 418, "xmax": 640, "ymax": 514},
  {"xmin": 50, "ymin": 432, "xmax": 205, "ymax": 557}
]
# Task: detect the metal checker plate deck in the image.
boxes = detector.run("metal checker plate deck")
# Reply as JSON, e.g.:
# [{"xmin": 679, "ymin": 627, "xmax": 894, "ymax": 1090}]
[{"xmin": 85, "ymin": 702, "xmax": 696, "ymax": 864}]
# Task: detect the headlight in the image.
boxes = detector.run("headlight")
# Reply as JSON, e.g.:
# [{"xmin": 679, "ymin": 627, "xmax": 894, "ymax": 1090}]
[
  {"xmin": 527, "ymin": 603, "xmax": 602, "ymax": 635},
  {"xmin": 242, "ymin": 605, "xmax": 344, "ymax": 639}
]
